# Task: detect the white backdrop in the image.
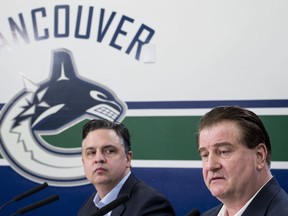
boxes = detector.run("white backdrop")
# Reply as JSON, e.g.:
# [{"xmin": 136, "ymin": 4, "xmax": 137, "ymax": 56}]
[{"xmin": 1, "ymin": 0, "xmax": 288, "ymax": 104}]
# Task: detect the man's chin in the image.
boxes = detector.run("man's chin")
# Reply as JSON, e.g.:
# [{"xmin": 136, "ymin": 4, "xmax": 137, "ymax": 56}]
[
  {"xmin": 210, "ymin": 187, "xmax": 226, "ymax": 198},
  {"xmin": 91, "ymin": 175, "xmax": 109, "ymax": 184}
]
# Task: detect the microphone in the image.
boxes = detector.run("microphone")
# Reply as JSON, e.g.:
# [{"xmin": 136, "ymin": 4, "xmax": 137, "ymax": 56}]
[
  {"xmin": 0, "ymin": 182, "xmax": 48, "ymax": 211},
  {"xmin": 90, "ymin": 195, "xmax": 129, "ymax": 216},
  {"xmin": 185, "ymin": 208, "xmax": 200, "ymax": 216},
  {"xmin": 10, "ymin": 195, "xmax": 59, "ymax": 216}
]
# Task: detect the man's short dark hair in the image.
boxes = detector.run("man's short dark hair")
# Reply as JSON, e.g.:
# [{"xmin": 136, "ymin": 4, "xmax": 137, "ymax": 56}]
[
  {"xmin": 82, "ymin": 119, "xmax": 131, "ymax": 153},
  {"xmin": 197, "ymin": 106, "xmax": 271, "ymax": 166}
]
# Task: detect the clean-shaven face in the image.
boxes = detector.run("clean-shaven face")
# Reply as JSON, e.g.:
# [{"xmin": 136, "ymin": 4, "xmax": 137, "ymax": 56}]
[
  {"xmin": 198, "ymin": 121, "xmax": 260, "ymax": 202},
  {"xmin": 82, "ymin": 129, "xmax": 132, "ymax": 191}
]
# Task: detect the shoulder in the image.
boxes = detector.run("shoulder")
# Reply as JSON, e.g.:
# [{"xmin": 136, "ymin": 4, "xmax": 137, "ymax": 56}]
[
  {"xmin": 125, "ymin": 174, "xmax": 169, "ymax": 200},
  {"xmin": 265, "ymin": 188, "xmax": 288, "ymax": 215},
  {"xmin": 119, "ymin": 173, "xmax": 176, "ymax": 215},
  {"xmin": 261, "ymin": 177, "xmax": 288, "ymax": 207},
  {"xmin": 244, "ymin": 177, "xmax": 288, "ymax": 215}
]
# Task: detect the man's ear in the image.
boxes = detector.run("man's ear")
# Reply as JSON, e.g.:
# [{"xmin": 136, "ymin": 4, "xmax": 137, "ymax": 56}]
[
  {"xmin": 256, "ymin": 143, "xmax": 268, "ymax": 170},
  {"xmin": 126, "ymin": 151, "xmax": 133, "ymax": 166}
]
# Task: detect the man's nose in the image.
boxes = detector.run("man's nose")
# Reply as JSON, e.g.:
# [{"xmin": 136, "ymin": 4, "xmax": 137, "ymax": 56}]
[
  {"xmin": 206, "ymin": 153, "xmax": 221, "ymax": 171},
  {"xmin": 94, "ymin": 151, "xmax": 105, "ymax": 163}
]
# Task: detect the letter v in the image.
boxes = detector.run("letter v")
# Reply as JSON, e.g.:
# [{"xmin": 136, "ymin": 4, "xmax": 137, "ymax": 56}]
[{"xmin": 97, "ymin": 8, "xmax": 116, "ymax": 42}]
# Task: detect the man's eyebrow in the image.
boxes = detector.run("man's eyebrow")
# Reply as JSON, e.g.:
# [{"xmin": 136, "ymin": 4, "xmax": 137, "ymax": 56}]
[
  {"xmin": 85, "ymin": 144, "xmax": 117, "ymax": 150},
  {"xmin": 84, "ymin": 147, "xmax": 95, "ymax": 151},
  {"xmin": 198, "ymin": 142, "xmax": 233, "ymax": 153},
  {"xmin": 102, "ymin": 145, "xmax": 118, "ymax": 150},
  {"xmin": 198, "ymin": 147, "xmax": 207, "ymax": 154},
  {"xmin": 213, "ymin": 142, "xmax": 233, "ymax": 148}
]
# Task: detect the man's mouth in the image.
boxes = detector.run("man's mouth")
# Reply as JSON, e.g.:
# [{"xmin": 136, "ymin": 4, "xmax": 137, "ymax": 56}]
[
  {"xmin": 209, "ymin": 176, "xmax": 224, "ymax": 184},
  {"xmin": 94, "ymin": 167, "xmax": 107, "ymax": 173}
]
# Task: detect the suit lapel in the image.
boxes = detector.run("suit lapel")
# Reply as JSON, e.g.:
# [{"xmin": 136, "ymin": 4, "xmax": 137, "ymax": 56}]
[
  {"xmin": 242, "ymin": 177, "xmax": 280, "ymax": 216},
  {"xmin": 111, "ymin": 173, "xmax": 136, "ymax": 216}
]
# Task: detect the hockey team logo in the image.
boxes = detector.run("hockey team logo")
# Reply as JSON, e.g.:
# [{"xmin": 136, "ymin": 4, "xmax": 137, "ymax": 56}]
[{"xmin": 0, "ymin": 49, "xmax": 127, "ymax": 186}]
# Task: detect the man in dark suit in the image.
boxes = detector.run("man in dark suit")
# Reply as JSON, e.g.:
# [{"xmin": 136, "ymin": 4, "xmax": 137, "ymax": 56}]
[
  {"xmin": 195, "ymin": 106, "xmax": 288, "ymax": 216},
  {"xmin": 78, "ymin": 119, "xmax": 175, "ymax": 216}
]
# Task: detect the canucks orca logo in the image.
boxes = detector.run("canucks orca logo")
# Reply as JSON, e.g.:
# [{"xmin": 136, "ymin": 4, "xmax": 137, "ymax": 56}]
[{"xmin": 0, "ymin": 49, "xmax": 127, "ymax": 186}]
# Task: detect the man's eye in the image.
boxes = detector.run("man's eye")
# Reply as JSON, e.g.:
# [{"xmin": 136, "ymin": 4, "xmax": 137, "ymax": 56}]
[
  {"xmin": 200, "ymin": 152, "xmax": 209, "ymax": 160},
  {"xmin": 104, "ymin": 148, "xmax": 115, "ymax": 155},
  {"xmin": 87, "ymin": 151, "xmax": 95, "ymax": 157},
  {"xmin": 201, "ymin": 153, "xmax": 208, "ymax": 158},
  {"xmin": 218, "ymin": 149, "xmax": 230, "ymax": 157}
]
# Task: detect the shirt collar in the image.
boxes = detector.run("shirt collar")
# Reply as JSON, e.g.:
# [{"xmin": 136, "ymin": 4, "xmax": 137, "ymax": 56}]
[
  {"xmin": 217, "ymin": 176, "xmax": 273, "ymax": 216},
  {"xmin": 93, "ymin": 171, "xmax": 131, "ymax": 209}
]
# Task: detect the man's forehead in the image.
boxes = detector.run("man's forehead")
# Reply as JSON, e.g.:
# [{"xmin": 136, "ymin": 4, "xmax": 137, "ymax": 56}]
[
  {"xmin": 198, "ymin": 122, "xmax": 242, "ymax": 148},
  {"xmin": 200, "ymin": 121, "xmax": 240, "ymax": 136}
]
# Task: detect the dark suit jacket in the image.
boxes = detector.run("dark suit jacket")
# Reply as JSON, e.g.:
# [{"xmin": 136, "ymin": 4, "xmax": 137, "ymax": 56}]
[
  {"xmin": 201, "ymin": 177, "xmax": 288, "ymax": 216},
  {"xmin": 78, "ymin": 173, "xmax": 176, "ymax": 216}
]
